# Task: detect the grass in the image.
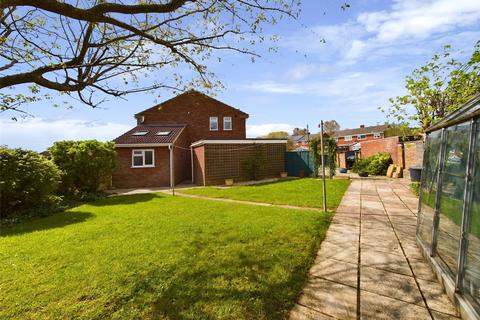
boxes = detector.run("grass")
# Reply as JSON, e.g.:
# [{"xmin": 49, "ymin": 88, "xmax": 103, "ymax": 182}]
[
  {"xmin": 0, "ymin": 193, "xmax": 334, "ymax": 319},
  {"xmin": 181, "ymin": 178, "xmax": 351, "ymax": 209}
]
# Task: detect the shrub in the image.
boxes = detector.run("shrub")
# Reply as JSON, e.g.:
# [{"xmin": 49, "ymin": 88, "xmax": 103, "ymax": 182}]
[
  {"xmin": 351, "ymin": 158, "xmax": 370, "ymax": 174},
  {"xmin": 351, "ymin": 153, "xmax": 392, "ymax": 176},
  {"xmin": 366, "ymin": 153, "xmax": 392, "ymax": 176},
  {"xmin": 0, "ymin": 147, "xmax": 62, "ymax": 217},
  {"xmin": 49, "ymin": 140, "xmax": 117, "ymax": 194}
]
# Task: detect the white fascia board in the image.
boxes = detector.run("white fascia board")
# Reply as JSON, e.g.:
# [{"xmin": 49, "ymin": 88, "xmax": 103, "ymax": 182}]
[
  {"xmin": 115, "ymin": 143, "xmax": 171, "ymax": 148},
  {"xmin": 190, "ymin": 139, "xmax": 288, "ymax": 147}
]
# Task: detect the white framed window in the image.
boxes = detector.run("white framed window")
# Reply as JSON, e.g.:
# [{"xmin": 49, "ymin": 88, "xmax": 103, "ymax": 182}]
[
  {"xmin": 373, "ymin": 132, "xmax": 381, "ymax": 139},
  {"xmin": 132, "ymin": 149, "xmax": 154, "ymax": 168},
  {"xmin": 357, "ymin": 134, "xmax": 366, "ymax": 140},
  {"xmin": 344, "ymin": 135, "xmax": 352, "ymax": 141},
  {"xmin": 223, "ymin": 116, "xmax": 232, "ymax": 130},
  {"xmin": 209, "ymin": 117, "xmax": 218, "ymax": 131}
]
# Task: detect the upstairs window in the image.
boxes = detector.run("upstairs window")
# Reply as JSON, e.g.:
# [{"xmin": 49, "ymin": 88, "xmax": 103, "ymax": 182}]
[
  {"xmin": 132, "ymin": 149, "xmax": 154, "ymax": 168},
  {"xmin": 223, "ymin": 117, "xmax": 232, "ymax": 130},
  {"xmin": 357, "ymin": 134, "xmax": 366, "ymax": 140},
  {"xmin": 374, "ymin": 132, "xmax": 381, "ymax": 139},
  {"xmin": 209, "ymin": 117, "xmax": 218, "ymax": 131},
  {"xmin": 344, "ymin": 135, "xmax": 352, "ymax": 141}
]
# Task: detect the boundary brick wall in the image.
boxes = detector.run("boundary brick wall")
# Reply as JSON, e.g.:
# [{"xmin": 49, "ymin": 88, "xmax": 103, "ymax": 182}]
[
  {"xmin": 360, "ymin": 136, "xmax": 401, "ymax": 166},
  {"xmin": 404, "ymin": 140, "xmax": 424, "ymax": 171}
]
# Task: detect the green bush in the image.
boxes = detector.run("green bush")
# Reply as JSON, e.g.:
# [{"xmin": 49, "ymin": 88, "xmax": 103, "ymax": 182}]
[
  {"xmin": 351, "ymin": 158, "xmax": 370, "ymax": 174},
  {"xmin": 351, "ymin": 153, "xmax": 392, "ymax": 176},
  {"xmin": 0, "ymin": 147, "xmax": 62, "ymax": 217},
  {"xmin": 366, "ymin": 153, "xmax": 392, "ymax": 175},
  {"xmin": 49, "ymin": 140, "xmax": 117, "ymax": 194}
]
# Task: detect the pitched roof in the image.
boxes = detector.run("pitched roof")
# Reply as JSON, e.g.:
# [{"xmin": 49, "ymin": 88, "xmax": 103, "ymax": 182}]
[
  {"xmin": 113, "ymin": 124, "xmax": 185, "ymax": 145},
  {"xmin": 135, "ymin": 90, "xmax": 249, "ymax": 118},
  {"xmin": 332, "ymin": 124, "xmax": 388, "ymax": 137}
]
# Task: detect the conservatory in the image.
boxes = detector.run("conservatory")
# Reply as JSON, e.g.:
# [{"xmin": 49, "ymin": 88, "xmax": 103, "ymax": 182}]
[{"xmin": 417, "ymin": 94, "xmax": 480, "ymax": 319}]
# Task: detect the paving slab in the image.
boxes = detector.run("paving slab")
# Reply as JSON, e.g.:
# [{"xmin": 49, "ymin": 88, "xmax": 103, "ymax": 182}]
[
  {"xmin": 297, "ymin": 277, "xmax": 357, "ymax": 319},
  {"xmin": 290, "ymin": 179, "xmax": 459, "ymax": 320}
]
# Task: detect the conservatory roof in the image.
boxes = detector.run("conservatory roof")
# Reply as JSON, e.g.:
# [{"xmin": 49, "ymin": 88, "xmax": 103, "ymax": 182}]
[{"xmin": 426, "ymin": 94, "xmax": 480, "ymax": 133}]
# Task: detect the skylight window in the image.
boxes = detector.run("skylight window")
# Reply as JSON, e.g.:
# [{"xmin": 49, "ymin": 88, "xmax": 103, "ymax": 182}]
[
  {"xmin": 132, "ymin": 131, "xmax": 148, "ymax": 136},
  {"xmin": 156, "ymin": 131, "xmax": 171, "ymax": 136}
]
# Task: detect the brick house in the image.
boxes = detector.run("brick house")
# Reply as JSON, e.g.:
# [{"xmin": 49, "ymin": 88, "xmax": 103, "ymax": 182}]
[
  {"xmin": 112, "ymin": 90, "xmax": 286, "ymax": 188},
  {"xmin": 333, "ymin": 124, "xmax": 388, "ymax": 168}
]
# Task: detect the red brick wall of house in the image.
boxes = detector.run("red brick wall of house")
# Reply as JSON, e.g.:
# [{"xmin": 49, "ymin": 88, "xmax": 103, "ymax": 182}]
[
  {"xmin": 193, "ymin": 145, "xmax": 205, "ymax": 186},
  {"xmin": 112, "ymin": 146, "xmax": 170, "ymax": 188},
  {"xmin": 360, "ymin": 136, "xmax": 401, "ymax": 165},
  {"xmin": 137, "ymin": 91, "xmax": 247, "ymax": 144},
  {"xmin": 336, "ymin": 133, "xmax": 384, "ymax": 147},
  {"xmin": 172, "ymin": 130, "xmax": 192, "ymax": 184}
]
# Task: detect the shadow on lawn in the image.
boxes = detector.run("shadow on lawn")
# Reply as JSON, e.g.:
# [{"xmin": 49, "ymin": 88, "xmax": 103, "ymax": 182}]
[
  {"xmin": 88, "ymin": 193, "xmax": 167, "ymax": 207},
  {"xmin": 0, "ymin": 211, "xmax": 94, "ymax": 237},
  {"xmin": 101, "ymin": 233, "xmax": 317, "ymax": 320}
]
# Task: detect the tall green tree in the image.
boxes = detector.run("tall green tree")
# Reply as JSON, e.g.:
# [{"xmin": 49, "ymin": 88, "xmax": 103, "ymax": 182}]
[{"xmin": 381, "ymin": 41, "xmax": 480, "ymax": 131}]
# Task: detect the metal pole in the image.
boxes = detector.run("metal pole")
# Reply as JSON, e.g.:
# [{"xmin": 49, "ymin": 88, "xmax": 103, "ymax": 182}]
[
  {"xmin": 320, "ymin": 120, "xmax": 327, "ymax": 212},
  {"xmin": 431, "ymin": 128, "xmax": 447, "ymax": 256},
  {"xmin": 169, "ymin": 144, "xmax": 175, "ymax": 196},
  {"xmin": 455, "ymin": 118, "xmax": 477, "ymax": 291}
]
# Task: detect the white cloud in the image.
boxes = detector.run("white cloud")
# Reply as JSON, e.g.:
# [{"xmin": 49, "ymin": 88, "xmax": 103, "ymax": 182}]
[
  {"xmin": 246, "ymin": 123, "xmax": 296, "ymax": 137},
  {"xmin": 0, "ymin": 118, "xmax": 131, "ymax": 151},
  {"xmin": 242, "ymin": 81, "xmax": 302, "ymax": 94},
  {"xmin": 358, "ymin": 0, "xmax": 480, "ymax": 42},
  {"xmin": 286, "ymin": 64, "xmax": 318, "ymax": 81}
]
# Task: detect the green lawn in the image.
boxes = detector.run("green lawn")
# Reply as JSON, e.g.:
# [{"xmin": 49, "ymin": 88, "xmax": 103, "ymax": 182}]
[
  {"xmin": 181, "ymin": 178, "xmax": 351, "ymax": 209},
  {"xmin": 0, "ymin": 193, "xmax": 333, "ymax": 319}
]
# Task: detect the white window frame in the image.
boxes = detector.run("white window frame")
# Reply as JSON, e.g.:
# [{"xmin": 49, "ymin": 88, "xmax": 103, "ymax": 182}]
[
  {"xmin": 209, "ymin": 117, "xmax": 218, "ymax": 131},
  {"xmin": 344, "ymin": 135, "xmax": 352, "ymax": 141},
  {"xmin": 223, "ymin": 116, "xmax": 232, "ymax": 131},
  {"xmin": 373, "ymin": 132, "xmax": 381, "ymax": 139},
  {"xmin": 132, "ymin": 149, "xmax": 155, "ymax": 168},
  {"xmin": 357, "ymin": 134, "xmax": 366, "ymax": 140}
]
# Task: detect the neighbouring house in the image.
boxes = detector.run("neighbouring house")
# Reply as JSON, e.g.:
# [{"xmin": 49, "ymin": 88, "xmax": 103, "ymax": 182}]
[
  {"xmin": 290, "ymin": 134, "xmax": 310, "ymax": 151},
  {"xmin": 333, "ymin": 124, "xmax": 389, "ymax": 168},
  {"xmin": 112, "ymin": 90, "xmax": 286, "ymax": 188}
]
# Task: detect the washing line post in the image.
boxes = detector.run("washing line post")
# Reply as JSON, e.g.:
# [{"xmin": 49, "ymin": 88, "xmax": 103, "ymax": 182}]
[
  {"xmin": 169, "ymin": 144, "xmax": 175, "ymax": 196},
  {"xmin": 319, "ymin": 120, "xmax": 327, "ymax": 212}
]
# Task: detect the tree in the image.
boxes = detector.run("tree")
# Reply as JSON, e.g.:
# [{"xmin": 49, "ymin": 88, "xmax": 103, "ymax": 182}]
[
  {"xmin": 383, "ymin": 122, "xmax": 418, "ymax": 138},
  {"xmin": 323, "ymin": 120, "xmax": 340, "ymax": 135},
  {"xmin": 381, "ymin": 42, "xmax": 480, "ymax": 131},
  {"xmin": 292, "ymin": 127, "xmax": 309, "ymax": 136},
  {"xmin": 0, "ymin": 0, "xmax": 299, "ymax": 115},
  {"xmin": 310, "ymin": 137, "xmax": 337, "ymax": 178},
  {"xmin": 262, "ymin": 131, "xmax": 289, "ymax": 139}
]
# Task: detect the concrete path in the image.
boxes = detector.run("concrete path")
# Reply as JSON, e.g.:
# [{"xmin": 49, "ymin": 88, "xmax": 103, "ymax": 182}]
[{"xmin": 290, "ymin": 179, "xmax": 460, "ymax": 320}]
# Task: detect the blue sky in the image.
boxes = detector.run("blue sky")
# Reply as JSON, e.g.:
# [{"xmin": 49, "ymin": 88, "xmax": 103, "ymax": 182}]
[{"xmin": 1, "ymin": 0, "xmax": 480, "ymax": 151}]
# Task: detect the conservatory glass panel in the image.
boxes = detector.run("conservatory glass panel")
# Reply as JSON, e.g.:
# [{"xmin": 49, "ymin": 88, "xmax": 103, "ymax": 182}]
[
  {"xmin": 418, "ymin": 129, "xmax": 442, "ymax": 247},
  {"xmin": 464, "ymin": 120, "xmax": 480, "ymax": 307},
  {"xmin": 436, "ymin": 122, "xmax": 470, "ymax": 275}
]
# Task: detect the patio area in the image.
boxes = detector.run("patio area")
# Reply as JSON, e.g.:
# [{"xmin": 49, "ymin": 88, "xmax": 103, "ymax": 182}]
[{"xmin": 290, "ymin": 179, "xmax": 460, "ymax": 320}]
